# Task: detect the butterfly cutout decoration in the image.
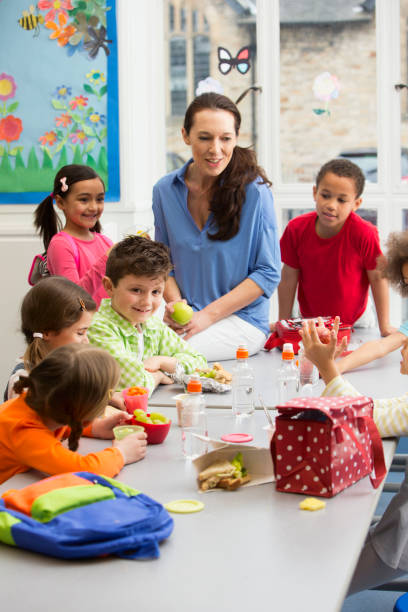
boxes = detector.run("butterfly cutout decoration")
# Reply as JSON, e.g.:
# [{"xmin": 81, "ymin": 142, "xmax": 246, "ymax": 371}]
[{"xmin": 217, "ymin": 46, "xmax": 251, "ymax": 75}]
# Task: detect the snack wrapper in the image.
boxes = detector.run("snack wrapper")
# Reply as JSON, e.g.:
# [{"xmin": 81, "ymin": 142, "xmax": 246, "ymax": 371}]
[{"xmin": 171, "ymin": 372, "xmax": 231, "ymax": 393}]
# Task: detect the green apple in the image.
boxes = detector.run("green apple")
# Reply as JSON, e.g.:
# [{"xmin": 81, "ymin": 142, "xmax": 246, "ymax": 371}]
[{"xmin": 171, "ymin": 302, "xmax": 193, "ymax": 326}]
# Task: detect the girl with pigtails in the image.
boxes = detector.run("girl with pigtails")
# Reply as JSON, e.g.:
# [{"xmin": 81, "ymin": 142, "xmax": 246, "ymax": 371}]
[
  {"xmin": 34, "ymin": 164, "xmax": 113, "ymax": 306},
  {"xmin": 0, "ymin": 344, "xmax": 147, "ymax": 485}
]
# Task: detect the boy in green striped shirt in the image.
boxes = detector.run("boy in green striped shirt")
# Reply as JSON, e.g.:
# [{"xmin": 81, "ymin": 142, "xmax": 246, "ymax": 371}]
[{"xmin": 88, "ymin": 236, "xmax": 207, "ymax": 395}]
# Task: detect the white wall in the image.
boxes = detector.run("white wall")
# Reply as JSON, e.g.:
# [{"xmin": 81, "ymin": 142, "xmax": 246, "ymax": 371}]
[{"xmin": 0, "ymin": 0, "xmax": 166, "ymax": 384}]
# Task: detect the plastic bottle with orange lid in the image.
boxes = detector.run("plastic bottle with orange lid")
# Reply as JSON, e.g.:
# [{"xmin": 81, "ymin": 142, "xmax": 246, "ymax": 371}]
[
  {"xmin": 277, "ymin": 342, "xmax": 299, "ymax": 404},
  {"xmin": 232, "ymin": 344, "xmax": 255, "ymax": 416},
  {"xmin": 180, "ymin": 374, "xmax": 208, "ymax": 459}
]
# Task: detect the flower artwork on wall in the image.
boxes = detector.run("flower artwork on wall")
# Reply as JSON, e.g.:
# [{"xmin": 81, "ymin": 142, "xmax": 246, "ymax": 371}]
[
  {"xmin": 0, "ymin": 0, "xmax": 119, "ymax": 203},
  {"xmin": 312, "ymin": 72, "xmax": 340, "ymax": 117}
]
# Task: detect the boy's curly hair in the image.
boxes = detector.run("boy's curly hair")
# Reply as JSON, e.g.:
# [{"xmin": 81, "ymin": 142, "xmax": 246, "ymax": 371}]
[
  {"xmin": 381, "ymin": 231, "xmax": 408, "ymax": 297},
  {"xmin": 106, "ymin": 235, "xmax": 173, "ymax": 286},
  {"xmin": 315, "ymin": 159, "xmax": 365, "ymax": 198}
]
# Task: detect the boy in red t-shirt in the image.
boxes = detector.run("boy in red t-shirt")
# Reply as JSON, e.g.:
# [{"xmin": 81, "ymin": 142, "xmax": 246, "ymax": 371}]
[{"xmin": 277, "ymin": 159, "xmax": 394, "ymax": 336}]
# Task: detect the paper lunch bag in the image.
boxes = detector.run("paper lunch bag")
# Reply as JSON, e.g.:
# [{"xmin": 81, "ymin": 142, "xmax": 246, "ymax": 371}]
[{"xmin": 270, "ymin": 396, "xmax": 386, "ymax": 497}]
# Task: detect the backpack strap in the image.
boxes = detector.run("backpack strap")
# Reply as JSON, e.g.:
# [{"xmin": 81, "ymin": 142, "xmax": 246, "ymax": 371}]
[{"xmin": 59, "ymin": 231, "xmax": 80, "ymax": 270}]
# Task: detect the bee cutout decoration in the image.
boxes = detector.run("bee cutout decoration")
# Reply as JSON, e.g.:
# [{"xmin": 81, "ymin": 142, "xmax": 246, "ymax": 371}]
[
  {"xmin": 18, "ymin": 4, "xmax": 44, "ymax": 37},
  {"xmin": 217, "ymin": 46, "xmax": 251, "ymax": 75}
]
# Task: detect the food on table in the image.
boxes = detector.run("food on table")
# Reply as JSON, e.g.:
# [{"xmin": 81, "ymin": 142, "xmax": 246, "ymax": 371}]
[
  {"xmin": 195, "ymin": 362, "xmax": 232, "ymax": 385},
  {"xmin": 198, "ymin": 452, "xmax": 250, "ymax": 491},
  {"xmin": 113, "ymin": 425, "xmax": 144, "ymax": 440},
  {"xmin": 126, "ymin": 386, "xmax": 148, "ymax": 396},
  {"xmin": 133, "ymin": 409, "xmax": 170, "ymax": 425},
  {"xmin": 171, "ymin": 302, "xmax": 194, "ymax": 326},
  {"xmin": 299, "ymin": 497, "xmax": 326, "ymax": 511}
]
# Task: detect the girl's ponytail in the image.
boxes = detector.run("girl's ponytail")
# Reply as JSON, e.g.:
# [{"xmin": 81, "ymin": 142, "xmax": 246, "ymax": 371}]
[
  {"xmin": 22, "ymin": 333, "xmax": 49, "ymax": 372},
  {"xmin": 34, "ymin": 194, "xmax": 62, "ymax": 250},
  {"xmin": 13, "ymin": 375, "xmax": 31, "ymax": 395},
  {"xmin": 68, "ymin": 420, "xmax": 83, "ymax": 451}
]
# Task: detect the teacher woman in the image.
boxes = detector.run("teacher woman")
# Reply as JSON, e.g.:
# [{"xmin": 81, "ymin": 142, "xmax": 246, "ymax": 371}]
[{"xmin": 153, "ymin": 93, "xmax": 281, "ymax": 361}]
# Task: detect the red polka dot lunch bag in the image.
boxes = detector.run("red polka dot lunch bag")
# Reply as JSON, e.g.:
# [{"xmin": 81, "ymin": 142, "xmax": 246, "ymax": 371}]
[{"xmin": 270, "ymin": 396, "xmax": 387, "ymax": 498}]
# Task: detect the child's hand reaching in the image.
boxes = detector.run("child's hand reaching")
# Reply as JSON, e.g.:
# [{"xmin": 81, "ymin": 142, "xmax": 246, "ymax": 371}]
[
  {"xmin": 299, "ymin": 317, "xmax": 341, "ymax": 385},
  {"xmin": 91, "ymin": 411, "xmax": 133, "ymax": 439},
  {"xmin": 144, "ymin": 355, "xmax": 177, "ymax": 373},
  {"xmin": 113, "ymin": 431, "xmax": 147, "ymax": 464}
]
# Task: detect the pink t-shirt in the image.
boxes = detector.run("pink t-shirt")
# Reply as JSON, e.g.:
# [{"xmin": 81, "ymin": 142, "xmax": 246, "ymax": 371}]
[
  {"xmin": 280, "ymin": 211, "xmax": 382, "ymax": 325},
  {"xmin": 47, "ymin": 231, "xmax": 113, "ymax": 306}
]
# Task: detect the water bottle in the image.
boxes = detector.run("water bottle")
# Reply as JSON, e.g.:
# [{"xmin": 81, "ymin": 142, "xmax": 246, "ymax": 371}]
[
  {"xmin": 181, "ymin": 374, "xmax": 208, "ymax": 459},
  {"xmin": 232, "ymin": 344, "xmax": 255, "ymax": 416},
  {"xmin": 298, "ymin": 341, "xmax": 319, "ymax": 396},
  {"xmin": 277, "ymin": 343, "xmax": 299, "ymax": 404}
]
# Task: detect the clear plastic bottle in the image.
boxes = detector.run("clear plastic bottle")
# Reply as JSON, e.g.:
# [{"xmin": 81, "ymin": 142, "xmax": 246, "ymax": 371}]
[
  {"xmin": 181, "ymin": 374, "xmax": 208, "ymax": 459},
  {"xmin": 298, "ymin": 341, "xmax": 319, "ymax": 396},
  {"xmin": 232, "ymin": 344, "xmax": 255, "ymax": 416},
  {"xmin": 277, "ymin": 343, "xmax": 299, "ymax": 404}
]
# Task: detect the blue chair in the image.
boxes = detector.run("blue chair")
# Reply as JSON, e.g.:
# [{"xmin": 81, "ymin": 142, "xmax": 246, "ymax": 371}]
[{"xmin": 394, "ymin": 591, "xmax": 408, "ymax": 611}]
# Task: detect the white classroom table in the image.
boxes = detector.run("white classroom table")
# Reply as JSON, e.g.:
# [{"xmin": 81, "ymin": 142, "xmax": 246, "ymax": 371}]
[
  {"xmin": 149, "ymin": 328, "xmax": 401, "ymax": 409},
  {"xmin": 0, "ymin": 328, "xmax": 405, "ymax": 612}
]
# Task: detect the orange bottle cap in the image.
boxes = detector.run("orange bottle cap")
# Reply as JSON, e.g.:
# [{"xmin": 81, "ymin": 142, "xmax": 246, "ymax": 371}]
[
  {"xmin": 187, "ymin": 378, "xmax": 202, "ymax": 392},
  {"xmin": 236, "ymin": 347, "xmax": 249, "ymax": 359},
  {"xmin": 282, "ymin": 343, "xmax": 294, "ymax": 360}
]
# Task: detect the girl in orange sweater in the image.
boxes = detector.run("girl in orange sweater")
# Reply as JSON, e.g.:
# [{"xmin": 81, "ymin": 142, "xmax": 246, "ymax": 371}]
[{"xmin": 0, "ymin": 344, "xmax": 147, "ymax": 484}]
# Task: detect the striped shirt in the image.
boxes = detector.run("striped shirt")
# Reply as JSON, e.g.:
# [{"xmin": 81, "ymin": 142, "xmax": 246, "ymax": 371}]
[{"xmin": 322, "ymin": 375, "xmax": 408, "ymax": 437}]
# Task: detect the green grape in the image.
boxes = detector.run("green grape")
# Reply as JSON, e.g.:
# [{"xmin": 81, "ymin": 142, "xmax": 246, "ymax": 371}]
[
  {"xmin": 134, "ymin": 410, "xmax": 148, "ymax": 423},
  {"xmin": 150, "ymin": 412, "xmax": 168, "ymax": 423}
]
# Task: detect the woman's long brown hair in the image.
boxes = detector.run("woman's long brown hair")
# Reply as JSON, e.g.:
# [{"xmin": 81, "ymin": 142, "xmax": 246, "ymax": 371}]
[{"xmin": 183, "ymin": 93, "xmax": 272, "ymax": 241}]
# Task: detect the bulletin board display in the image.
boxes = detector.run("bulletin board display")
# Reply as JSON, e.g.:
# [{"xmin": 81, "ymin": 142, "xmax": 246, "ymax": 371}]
[{"xmin": 0, "ymin": 0, "xmax": 119, "ymax": 203}]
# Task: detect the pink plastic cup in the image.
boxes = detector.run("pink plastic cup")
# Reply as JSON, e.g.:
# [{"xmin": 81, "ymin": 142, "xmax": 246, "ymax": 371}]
[{"xmin": 122, "ymin": 387, "xmax": 149, "ymax": 414}]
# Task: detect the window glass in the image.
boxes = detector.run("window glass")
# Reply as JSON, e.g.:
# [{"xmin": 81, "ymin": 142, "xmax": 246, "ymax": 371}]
[
  {"xmin": 165, "ymin": 0, "xmax": 257, "ymax": 173},
  {"xmin": 193, "ymin": 35, "xmax": 211, "ymax": 92},
  {"xmin": 169, "ymin": 3, "xmax": 175, "ymax": 31},
  {"xmin": 400, "ymin": 1, "xmax": 408, "ymax": 184},
  {"xmin": 279, "ymin": 1, "xmax": 377, "ymax": 183},
  {"xmin": 170, "ymin": 37, "xmax": 187, "ymax": 116}
]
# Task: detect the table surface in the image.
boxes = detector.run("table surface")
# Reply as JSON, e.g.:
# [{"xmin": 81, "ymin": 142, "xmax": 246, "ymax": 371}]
[
  {"xmin": 0, "ymin": 328, "xmax": 404, "ymax": 612},
  {"xmin": 149, "ymin": 328, "xmax": 401, "ymax": 408}
]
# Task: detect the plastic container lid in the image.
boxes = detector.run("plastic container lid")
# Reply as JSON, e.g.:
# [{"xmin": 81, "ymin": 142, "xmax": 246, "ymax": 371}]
[
  {"xmin": 221, "ymin": 433, "xmax": 253, "ymax": 443},
  {"xmin": 164, "ymin": 499, "xmax": 204, "ymax": 514},
  {"xmin": 236, "ymin": 344, "xmax": 249, "ymax": 359},
  {"xmin": 282, "ymin": 342, "xmax": 294, "ymax": 360},
  {"xmin": 187, "ymin": 374, "xmax": 202, "ymax": 393}
]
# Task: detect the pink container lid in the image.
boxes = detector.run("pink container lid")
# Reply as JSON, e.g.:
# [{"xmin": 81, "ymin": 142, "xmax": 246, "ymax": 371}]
[{"xmin": 221, "ymin": 433, "xmax": 253, "ymax": 443}]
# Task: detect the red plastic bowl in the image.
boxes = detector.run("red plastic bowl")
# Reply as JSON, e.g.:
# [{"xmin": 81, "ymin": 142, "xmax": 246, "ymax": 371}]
[{"xmin": 130, "ymin": 414, "xmax": 171, "ymax": 444}]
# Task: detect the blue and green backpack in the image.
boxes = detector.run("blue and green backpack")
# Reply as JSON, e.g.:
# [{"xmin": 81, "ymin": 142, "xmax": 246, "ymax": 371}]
[{"xmin": 0, "ymin": 472, "xmax": 173, "ymax": 560}]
